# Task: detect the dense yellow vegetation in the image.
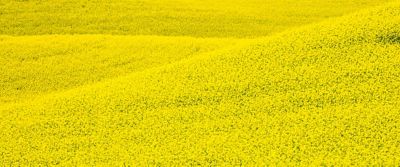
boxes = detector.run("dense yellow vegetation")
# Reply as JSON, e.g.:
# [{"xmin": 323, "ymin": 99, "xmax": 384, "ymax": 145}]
[
  {"xmin": 0, "ymin": 35, "xmax": 242, "ymax": 103},
  {"xmin": 1, "ymin": 0, "xmax": 400, "ymax": 166},
  {"xmin": 0, "ymin": 0, "xmax": 393, "ymax": 37}
]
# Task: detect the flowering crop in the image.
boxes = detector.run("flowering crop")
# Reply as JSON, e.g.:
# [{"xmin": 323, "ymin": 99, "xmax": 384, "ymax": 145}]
[
  {"xmin": 0, "ymin": 0, "xmax": 392, "ymax": 37},
  {"xmin": 0, "ymin": 35, "xmax": 240, "ymax": 103},
  {"xmin": 1, "ymin": 0, "xmax": 400, "ymax": 166}
]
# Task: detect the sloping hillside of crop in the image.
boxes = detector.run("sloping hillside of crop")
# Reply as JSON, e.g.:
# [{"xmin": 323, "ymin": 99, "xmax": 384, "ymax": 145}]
[
  {"xmin": 0, "ymin": 0, "xmax": 392, "ymax": 37},
  {"xmin": 0, "ymin": 35, "xmax": 242, "ymax": 103},
  {"xmin": 1, "ymin": 2, "xmax": 399, "ymax": 165}
]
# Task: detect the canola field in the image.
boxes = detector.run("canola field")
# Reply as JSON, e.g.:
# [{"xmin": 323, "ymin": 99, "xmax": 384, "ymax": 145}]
[{"xmin": 1, "ymin": 0, "xmax": 400, "ymax": 166}]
